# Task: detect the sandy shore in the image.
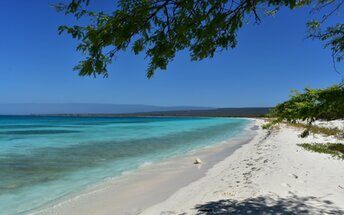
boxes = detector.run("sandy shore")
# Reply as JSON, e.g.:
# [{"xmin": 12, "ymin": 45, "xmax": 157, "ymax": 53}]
[
  {"xmin": 32, "ymin": 119, "xmax": 344, "ymax": 215},
  {"xmin": 142, "ymin": 119, "xmax": 344, "ymax": 214}
]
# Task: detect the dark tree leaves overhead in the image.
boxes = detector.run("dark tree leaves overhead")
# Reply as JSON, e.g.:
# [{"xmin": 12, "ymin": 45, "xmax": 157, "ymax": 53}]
[{"xmin": 55, "ymin": 0, "xmax": 343, "ymax": 78}]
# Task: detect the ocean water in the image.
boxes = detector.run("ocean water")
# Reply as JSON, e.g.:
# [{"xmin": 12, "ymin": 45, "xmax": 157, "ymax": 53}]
[{"xmin": 0, "ymin": 116, "xmax": 250, "ymax": 214}]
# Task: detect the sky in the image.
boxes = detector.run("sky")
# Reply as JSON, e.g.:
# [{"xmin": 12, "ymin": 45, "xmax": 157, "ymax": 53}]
[{"xmin": 0, "ymin": 0, "xmax": 343, "ymax": 108}]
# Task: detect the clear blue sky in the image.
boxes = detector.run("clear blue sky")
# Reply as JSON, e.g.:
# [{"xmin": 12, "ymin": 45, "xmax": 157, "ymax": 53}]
[{"xmin": 0, "ymin": 0, "xmax": 342, "ymax": 107}]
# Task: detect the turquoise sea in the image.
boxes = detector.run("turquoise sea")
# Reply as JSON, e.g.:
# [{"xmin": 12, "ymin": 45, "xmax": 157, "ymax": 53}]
[{"xmin": 0, "ymin": 116, "xmax": 250, "ymax": 214}]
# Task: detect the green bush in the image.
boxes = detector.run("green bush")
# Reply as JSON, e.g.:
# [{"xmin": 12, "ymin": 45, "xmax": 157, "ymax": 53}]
[{"xmin": 265, "ymin": 83, "xmax": 344, "ymax": 137}]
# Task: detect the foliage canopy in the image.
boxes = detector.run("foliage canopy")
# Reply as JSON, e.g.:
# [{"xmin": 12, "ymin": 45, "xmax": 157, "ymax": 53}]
[
  {"xmin": 55, "ymin": 0, "xmax": 343, "ymax": 78},
  {"xmin": 265, "ymin": 83, "xmax": 344, "ymax": 137},
  {"xmin": 271, "ymin": 83, "xmax": 344, "ymax": 122}
]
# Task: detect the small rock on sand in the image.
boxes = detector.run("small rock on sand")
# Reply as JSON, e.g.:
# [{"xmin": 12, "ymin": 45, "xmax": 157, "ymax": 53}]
[{"xmin": 194, "ymin": 158, "xmax": 202, "ymax": 164}]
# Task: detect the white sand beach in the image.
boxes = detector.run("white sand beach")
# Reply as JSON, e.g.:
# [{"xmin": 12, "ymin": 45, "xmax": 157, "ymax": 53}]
[
  {"xmin": 142, "ymin": 119, "xmax": 344, "ymax": 214},
  {"xmin": 32, "ymin": 119, "xmax": 344, "ymax": 215}
]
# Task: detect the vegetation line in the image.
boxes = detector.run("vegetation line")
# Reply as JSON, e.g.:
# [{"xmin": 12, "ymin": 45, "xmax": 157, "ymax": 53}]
[
  {"xmin": 298, "ymin": 143, "xmax": 344, "ymax": 160},
  {"xmin": 286, "ymin": 122, "xmax": 343, "ymax": 138}
]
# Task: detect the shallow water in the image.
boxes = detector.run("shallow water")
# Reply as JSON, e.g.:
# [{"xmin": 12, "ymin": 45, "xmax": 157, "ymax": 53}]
[{"xmin": 0, "ymin": 116, "xmax": 250, "ymax": 214}]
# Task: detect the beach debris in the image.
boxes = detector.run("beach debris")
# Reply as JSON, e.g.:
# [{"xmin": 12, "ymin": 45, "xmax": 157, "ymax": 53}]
[{"xmin": 194, "ymin": 157, "xmax": 203, "ymax": 164}]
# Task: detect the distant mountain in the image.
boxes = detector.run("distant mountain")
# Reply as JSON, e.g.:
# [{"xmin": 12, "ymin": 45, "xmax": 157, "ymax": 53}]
[
  {"xmin": 0, "ymin": 103, "xmax": 212, "ymax": 115},
  {"xmin": 115, "ymin": 107, "xmax": 271, "ymax": 117}
]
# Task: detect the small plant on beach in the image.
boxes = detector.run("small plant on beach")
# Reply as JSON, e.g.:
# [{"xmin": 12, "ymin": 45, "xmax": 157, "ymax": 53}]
[{"xmin": 298, "ymin": 143, "xmax": 344, "ymax": 159}]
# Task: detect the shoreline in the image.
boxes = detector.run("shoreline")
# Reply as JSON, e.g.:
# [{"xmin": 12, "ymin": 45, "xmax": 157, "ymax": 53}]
[
  {"xmin": 30, "ymin": 119, "xmax": 344, "ymax": 215},
  {"xmin": 30, "ymin": 119, "xmax": 258, "ymax": 215},
  {"xmin": 142, "ymin": 120, "xmax": 344, "ymax": 214}
]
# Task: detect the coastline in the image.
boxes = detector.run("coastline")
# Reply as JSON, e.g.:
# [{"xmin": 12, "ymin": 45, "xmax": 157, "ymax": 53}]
[
  {"xmin": 30, "ymin": 119, "xmax": 257, "ymax": 215},
  {"xmin": 142, "ymin": 119, "xmax": 344, "ymax": 214},
  {"xmin": 30, "ymin": 119, "xmax": 344, "ymax": 215}
]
